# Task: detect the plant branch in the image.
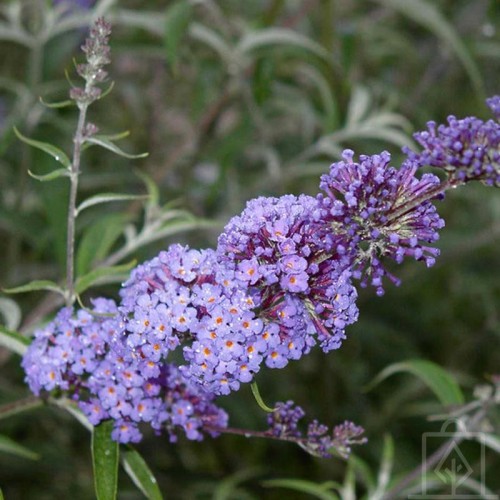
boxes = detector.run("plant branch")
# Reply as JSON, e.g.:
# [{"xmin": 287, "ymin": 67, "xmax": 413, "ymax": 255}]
[{"xmin": 66, "ymin": 104, "xmax": 89, "ymax": 306}]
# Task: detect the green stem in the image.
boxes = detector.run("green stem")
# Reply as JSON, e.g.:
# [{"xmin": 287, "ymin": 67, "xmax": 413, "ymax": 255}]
[
  {"xmin": 66, "ymin": 103, "xmax": 89, "ymax": 306},
  {"xmin": 0, "ymin": 396, "xmax": 43, "ymax": 420}
]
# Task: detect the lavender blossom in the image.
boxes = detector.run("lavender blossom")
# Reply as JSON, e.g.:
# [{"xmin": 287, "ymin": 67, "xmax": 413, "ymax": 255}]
[
  {"xmin": 405, "ymin": 96, "xmax": 500, "ymax": 186},
  {"xmin": 317, "ymin": 150, "xmax": 445, "ymax": 295},
  {"xmin": 217, "ymin": 195, "xmax": 359, "ymax": 354},
  {"xmin": 22, "ymin": 298, "xmax": 228, "ymax": 444},
  {"xmin": 119, "ymin": 244, "xmax": 268, "ymax": 395}
]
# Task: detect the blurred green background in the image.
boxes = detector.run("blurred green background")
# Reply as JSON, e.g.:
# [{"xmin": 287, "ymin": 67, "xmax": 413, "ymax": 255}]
[{"xmin": 0, "ymin": 0, "xmax": 499, "ymax": 498}]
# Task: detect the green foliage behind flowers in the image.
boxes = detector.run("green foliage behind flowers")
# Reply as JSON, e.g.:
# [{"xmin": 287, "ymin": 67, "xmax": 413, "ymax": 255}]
[{"xmin": 0, "ymin": 0, "xmax": 499, "ymax": 498}]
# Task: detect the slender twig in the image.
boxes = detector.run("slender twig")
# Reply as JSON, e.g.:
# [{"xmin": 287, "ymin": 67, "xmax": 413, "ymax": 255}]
[
  {"xmin": 0, "ymin": 395, "xmax": 44, "ymax": 419},
  {"xmin": 66, "ymin": 103, "xmax": 89, "ymax": 307}
]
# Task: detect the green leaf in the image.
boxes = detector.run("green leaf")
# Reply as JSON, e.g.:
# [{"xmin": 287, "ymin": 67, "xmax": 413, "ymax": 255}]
[
  {"xmin": 28, "ymin": 168, "xmax": 70, "ymax": 182},
  {"xmin": 76, "ymin": 193, "xmax": 150, "ymax": 216},
  {"xmin": 371, "ymin": 0, "xmax": 483, "ymax": 96},
  {"xmin": 77, "ymin": 213, "xmax": 130, "ymax": 275},
  {"xmin": 84, "ymin": 135, "xmax": 149, "ymax": 159},
  {"xmin": 135, "ymin": 169, "xmax": 160, "ymax": 207},
  {"xmin": 262, "ymin": 479, "xmax": 339, "ymax": 500},
  {"xmin": 365, "ymin": 359, "xmax": 464, "ymax": 406},
  {"xmin": 122, "ymin": 446, "xmax": 163, "ymax": 500},
  {"xmin": 188, "ymin": 23, "xmax": 233, "ymax": 63},
  {"xmin": 296, "ymin": 64, "xmax": 339, "ymax": 131},
  {"xmin": 98, "ymin": 80, "xmax": 115, "ymax": 100},
  {"xmin": 14, "ymin": 127, "xmax": 71, "ymax": 169},
  {"xmin": 371, "ymin": 435, "xmax": 394, "ymax": 500},
  {"xmin": 93, "ymin": 130, "xmax": 130, "ymax": 142},
  {"xmin": 0, "ymin": 22, "xmax": 32, "ymax": 46},
  {"xmin": 348, "ymin": 455, "xmax": 376, "ymax": 493},
  {"xmin": 0, "ymin": 325, "xmax": 30, "ymax": 356},
  {"xmin": 213, "ymin": 468, "xmax": 264, "ymax": 500},
  {"xmin": 340, "ymin": 462, "xmax": 356, "ymax": 500},
  {"xmin": 164, "ymin": 0, "xmax": 193, "ymax": 73},
  {"xmin": 92, "ymin": 420, "xmax": 119, "ymax": 500},
  {"xmin": 0, "ymin": 297, "xmax": 21, "ymax": 330},
  {"xmin": 0, "ymin": 434, "xmax": 39, "ymax": 460},
  {"xmin": 3, "ymin": 280, "xmax": 65, "ymax": 297},
  {"xmin": 250, "ymin": 382, "xmax": 276, "ymax": 413},
  {"xmin": 238, "ymin": 28, "xmax": 331, "ymax": 61},
  {"xmin": 52, "ymin": 398, "xmax": 92, "ymax": 431},
  {"xmin": 75, "ymin": 261, "xmax": 136, "ymax": 295},
  {"xmin": 480, "ymin": 433, "xmax": 500, "ymax": 453},
  {"xmin": 39, "ymin": 97, "xmax": 74, "ymax": 109}
]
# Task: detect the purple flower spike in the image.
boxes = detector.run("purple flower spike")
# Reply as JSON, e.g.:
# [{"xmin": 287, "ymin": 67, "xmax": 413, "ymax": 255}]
[
  {"xmin": 405, "ymin": 97, "xmax": 500, "ymax": 186},
  {"xmin": 318, "ymin": 150, "xmax": 445, "ymax": 295}
]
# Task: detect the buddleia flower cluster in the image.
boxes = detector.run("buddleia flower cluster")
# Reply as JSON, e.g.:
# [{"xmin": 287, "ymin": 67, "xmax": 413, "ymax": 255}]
[
  {"xmin": 317, "ymin": 150, "xmax": 445, "ymax": 295},
  {"xmin": 22, "ymin": 299, "xmax": 228, "ymax": 443},
  {"xmin": 21, "ymin": 18, "xmax": 499, "ymax": 453},
  {"xmin": 404, "ymin": 96, "xmax": 500, "ymax": 186}
]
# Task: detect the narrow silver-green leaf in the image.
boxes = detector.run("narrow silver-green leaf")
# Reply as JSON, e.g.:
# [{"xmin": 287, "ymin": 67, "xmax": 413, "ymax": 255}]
[
  {"xmin": 76, "ymin": 193, "xmax": 149, "ymax": 216},
  {"xmin": 28, "ymin": 168, "xmax": 70, "ymax": 182},
  {"xmin": 0, "ymin": 397, "xmax": 43, "ymax": 421},
  {"xmin": 213, "ymin": 468, "xmax": 265, "ymax": 500},
  {"xmin": 479, "ymin": 433, "xmax": 500, "ymax": 453},
  {"xmin": 14, "ymin": 127, "xmax": 71, "ymax": 168},
  {"xmin": 0, "ymin": 22, "xmax": 32, "ymax": 46},
  {"xmin": 164, "ymin": 0, "xmax": 193, "ymax": 73},
  {"xmin": 3, "ymin": 280, "xmax": 65, "ymax": 297},
  {"xmin": 371, "ymin": 435, "xmax": 394, "ymax": 500},
  {"xmin": 39, "ymin": 97, "xmax": 74, "ymax": 109},
  {"xmin": 188, "ymin": 23, "xmax": 233, "ymax": 63},
  {"xmin": 348, "ymin": 455, "xmax": 376, "ymax": 493},
  {"xmin": 75, "ymin": 260, "xmax": 136, "ymax": 295},
  {"xmin": 250, "ymin": 382, "xmax": 276, "ymax": 413},
  {"xmin": 0, "ymin": 297, "xmax": 21, "ymax": 330},
  {"xmin": 52, "ymin": 397, "xmax": 92, "ymax": 431},
  {"xmin": 95, "ymin": 130, "xmax": 130, "ymax": 142},
  {"xmin": 122, "ymin": 446, "xmax": 163, "ymax": 500},
  {"xmin": 84, "ymin": 135, "xmax": 149, "ymax": 159},
  {"xmin": 372, "ymin": 0, "xmax": 483, "ymax": 96},
  {"xmin": 365, "ymin": 359, "xmax": 464, "ymax": 406},
  {"xmin": 135, "ymin": 169, "xmax": 159, "ymax": 206},
  {"xmin": 0, "ymin": 434, "xmax": 39, "ymax": 460},
  {"xmin": 0, "ymin": 325, "xmax": 30, "ymax": 356},
  {"xmin": 92, "ymin": 420, "xmax": 119, "ymax": 500},
  {"xmin": 262, "ymin": 479, "xmax": 339, "ymax": 500},
  {"xmin": 238, "ymin": 28, "xmax": 330, "ymax": 61},
  {"xmin": 98, "ymin": 80, "xmax": 115, "ymax": 100}
]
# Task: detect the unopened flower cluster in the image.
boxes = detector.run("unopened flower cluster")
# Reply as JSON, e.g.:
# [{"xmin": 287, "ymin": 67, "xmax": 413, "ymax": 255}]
[
  {"xmin": 22, "ymin": 79, "xmax": 500, "ymax": 450},
  {"xmin": 267, "ymin": 401, "xmax": 367, "ymax": 458}
]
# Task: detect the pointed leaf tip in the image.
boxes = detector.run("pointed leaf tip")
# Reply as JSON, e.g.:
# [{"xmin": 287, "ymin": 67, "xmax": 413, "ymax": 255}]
[
  {"xmin": 13, "ymin": 127, "xmax": 71, "ymax": 169},
  {"xmin": 84, "ymin": 135, "xmax": 148, "ymax": 159}
]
